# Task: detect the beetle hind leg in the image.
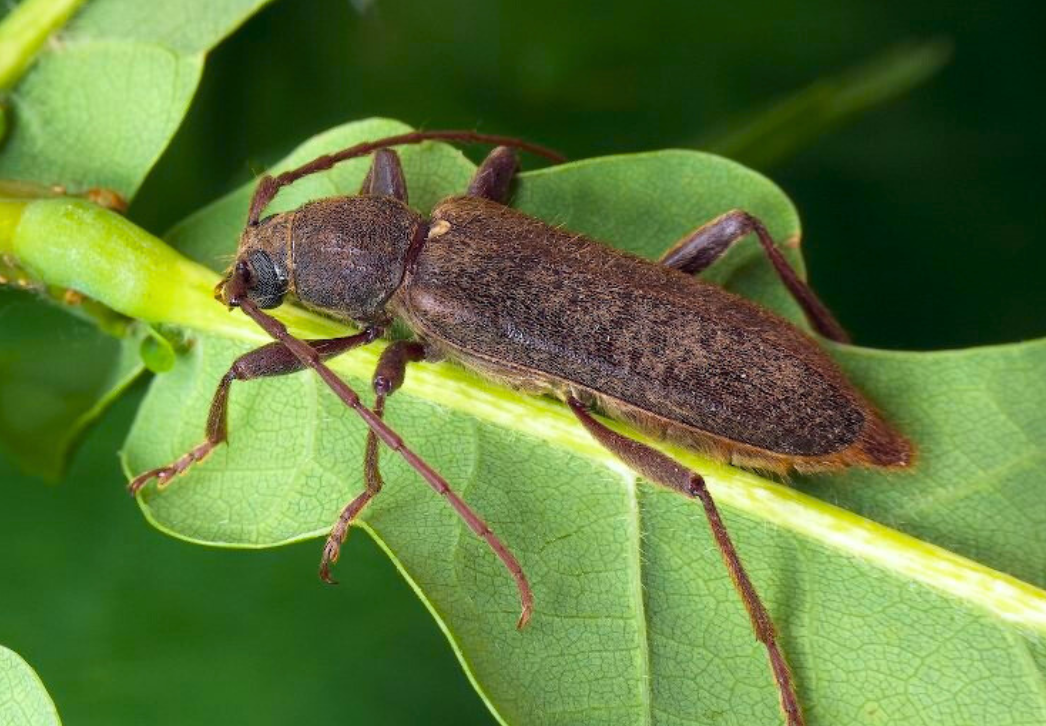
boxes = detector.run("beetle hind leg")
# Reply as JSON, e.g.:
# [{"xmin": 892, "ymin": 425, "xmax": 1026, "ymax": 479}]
[
  {"xmin": 566, "ymin": 395, "xmax": 805, "ymax": 726},
  {"xmin": 661, "ymin": 209, "xmax": 849, "ymax": 343}
]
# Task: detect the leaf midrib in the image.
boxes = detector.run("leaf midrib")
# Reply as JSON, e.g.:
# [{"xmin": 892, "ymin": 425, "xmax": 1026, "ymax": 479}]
[{"xmin": 628, "ymin": 476, "xmax": 654, "ymax": 726}]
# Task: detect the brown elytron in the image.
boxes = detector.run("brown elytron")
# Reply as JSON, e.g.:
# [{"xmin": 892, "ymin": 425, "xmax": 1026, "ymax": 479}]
[
  {"xmin": 130, "ymin": 132, "xmax": 913, "ymax": 726},
  {"xmin": 402, "ymin": 196, "xmax": 909, "ymax": 471}
]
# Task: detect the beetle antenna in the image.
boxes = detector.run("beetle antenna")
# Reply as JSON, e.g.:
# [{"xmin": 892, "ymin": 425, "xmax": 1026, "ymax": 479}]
[
  {"xmin": 224, "ymin": 279, "xmax": 534, "ymax": 627},
  {"xmin": 247, "ymin": 130, "xmax": 566, "ymax": 225}
]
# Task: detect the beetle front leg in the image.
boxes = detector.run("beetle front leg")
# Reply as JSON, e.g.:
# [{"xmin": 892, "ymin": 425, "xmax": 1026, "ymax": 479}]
[
  {"xmin": 467, "ymin": 146, "xmax": 519, "ymax": 203},
  {"xmin": 247, "ymin": 131, "xmax": 563, "ymax": 225},
  {"xmin": 566, "ymin": 395, "xmax": 805, "ymax": 726},
  {"xmin": 358, "ymin": 148, "xmax": 408, "ymax": 202},
  {"xmin": 235, "ymin": 299, "xmax": 533, "ymax": 627},
  {"xmin": 660, "ymin": 209, "xmax": 849, "ymax": 342},
  {"xmin": 128, "ymin": 329, "xmax": 382, "ymax": 495}
]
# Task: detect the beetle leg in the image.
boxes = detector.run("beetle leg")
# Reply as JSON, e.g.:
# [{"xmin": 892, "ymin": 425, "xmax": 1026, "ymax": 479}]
[
  {"xmin": 247, "ymin": 131, "xmax": 563, "ymax": 225},
  {"xmin": 235, "ymin": 298, "xmax": 534, "ymax": 628},
  {"xmin": 127, "ymin": 329, "xmax": 382, "ymax": 496},
  {"xmin": 317, "ymin": 339, "xmax": 534, "ymax": 627},
  {"xmin": 660, "ymin": 209, "xmax": 849, "ymax": 342},
  {"xmin": 566, "ymin": 395, "xmax": 805, "ymax": 726},
  {"xmin": 358, "ymin": 149, "xmax": 409, "ymax": 203},
  {"xmin": 319, "ymin": 340, "xmax": 425, "ymax": 583},
  {"xmin": 467, "ymin": 146, "xmax": 520, "ymax": 203}
]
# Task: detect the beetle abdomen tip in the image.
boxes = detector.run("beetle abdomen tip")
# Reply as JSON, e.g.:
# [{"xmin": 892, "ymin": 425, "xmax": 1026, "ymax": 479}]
[{"xmin": 859, "ymin": 417, "xmax": 916, "ymax": 469}]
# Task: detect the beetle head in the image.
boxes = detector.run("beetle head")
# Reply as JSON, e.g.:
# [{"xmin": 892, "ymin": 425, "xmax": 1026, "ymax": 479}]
[
  {"xmin": 218, "ymin": 196, "xmax": 422, "ymax": 324},
  {"xmin": 218, "ymin": 212, "xmax": 293, "ymax": 310}
]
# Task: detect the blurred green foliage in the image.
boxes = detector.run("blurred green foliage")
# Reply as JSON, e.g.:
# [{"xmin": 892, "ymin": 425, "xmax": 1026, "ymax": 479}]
[
  {"xmin": 0, "ymin": 391, "xmax": 490, "ymax": 725},
  {"xmin": 2, "ymin": 1, "xmax": 1044, "ymax": 724}
]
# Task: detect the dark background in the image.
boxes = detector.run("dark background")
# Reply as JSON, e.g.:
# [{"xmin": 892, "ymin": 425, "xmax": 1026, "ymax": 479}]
[{"xmin": 2, "ymin": 1, "xmax": 1043, "ymax": 724}]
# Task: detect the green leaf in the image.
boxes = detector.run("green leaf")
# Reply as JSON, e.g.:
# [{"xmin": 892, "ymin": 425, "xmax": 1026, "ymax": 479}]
[
  {"xmin": 0, "ymin": 0, "xmax": 273, "ymax": 198},
  {"xmin": 0, "ymin": 0, "xmax": 274, "ymax": 478},
  {"xmin": 5, "ymin": 120, "xmax": 1045, "ymax": 724},
  {"xmin": 0, "ymin": 288, "xmax": 142, "ymax": 480},
  {"xmin": 802, "ymin": 340, "xmax": 1046, "ymax": 589},
  {"xmin": 703, "ymin": 39, "xmax": 953, "ymax": 168},
  {"xmin": 0, "ymin": 645, "xmax": 61, "ymax": 726}
]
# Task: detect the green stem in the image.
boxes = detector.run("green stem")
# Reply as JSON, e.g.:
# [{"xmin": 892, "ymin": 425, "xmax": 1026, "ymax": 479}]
[
  {"xmin": 704, "ymin": 39, "xmax": 952, "ymax": 168},
  {"xmin": 0, "ymin": 198, "xmax": 23, "ymax": 243},
  {"xmin": 1, "ymin": 199, "xmax": 129, "ymax": 336},
  {"xmin": 0, "ymin": 0, "xmax": 87, "ymax": 90},
  {"xmin": 0, "ymin": 197, "xmax": 344, "ymax": 339}
]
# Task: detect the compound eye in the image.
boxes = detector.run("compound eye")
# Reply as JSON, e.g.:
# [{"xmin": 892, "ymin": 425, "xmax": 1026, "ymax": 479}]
[{"xmin": 245, "ymin": 250, "xmax": 288, "ymax": 309}]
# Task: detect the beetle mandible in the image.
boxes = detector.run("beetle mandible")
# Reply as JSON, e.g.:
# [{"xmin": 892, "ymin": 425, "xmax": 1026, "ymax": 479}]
[{"xmin": 129, "ymin": 130, "xmax": 913, "ymax": 726}]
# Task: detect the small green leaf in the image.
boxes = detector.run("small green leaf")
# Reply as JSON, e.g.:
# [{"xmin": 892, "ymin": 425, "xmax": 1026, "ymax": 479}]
[
  {"xmin": 0, "ymin": 0, "xmax": 273, "ymax": 198},
  {"xmin": 703, "ymin": 39, "xmax": 953, "ymax": 168},
  {"xmin": 0, "ymin": 288, "xmax": 142, "ymax": 480},
  {"xmin": 6, "ymin": 120, "xmax": 1045, "ymax": 724},
  {"xmin": 137, "ymin": 325, "xmax": 178, "ymax": 373},
  {"xmin": 0, "ymin": 645, "xmax": 61, "ymax": 726}
]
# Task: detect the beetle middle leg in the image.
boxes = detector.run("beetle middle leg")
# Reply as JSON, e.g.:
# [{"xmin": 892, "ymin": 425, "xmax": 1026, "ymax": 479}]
[
  {"xmin": 566, "ymin": 395, "xmax": 804, "ymax": 726},
  {"xmin": 318, "ymin": 339, "xmax": 425, "ymax": 583},
  {"xmin": 127, "ymin": 328, "xmax": 382, "ymax": 495},
  {"xmin": 232, "ymin": 294, "xmax": 534, "ymax": 627},
  {"xmin": 362, "ymin": 144, "xmax": 520, "ymax": 205},
  {"xmin": 317, "ymin": 339, "xmax": 534, "ymax": 627},
  {"xmin": 467, "ymin": 146, "xmax": 520, "ymax": 203},
  {"xmin": 660, "ymin": 210, "xmax": 849, "ymax": 342},
  {"xmin": 247, "ymin": 131, "xmax": 563, "ymax": 225}
]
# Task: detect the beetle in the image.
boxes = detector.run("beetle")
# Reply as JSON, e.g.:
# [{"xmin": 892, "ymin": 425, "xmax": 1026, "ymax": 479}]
[{"xmin": 129, "ymin": 130, "xmax": 913, "ymax": 726}]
